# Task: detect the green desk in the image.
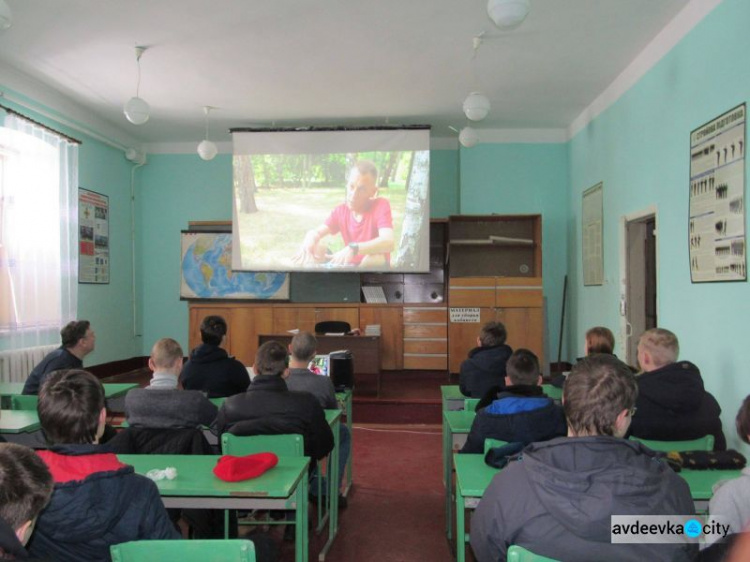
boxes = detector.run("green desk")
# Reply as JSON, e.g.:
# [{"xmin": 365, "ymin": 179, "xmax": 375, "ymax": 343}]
[
  {"xmin": 119, "ymin": 454, "xmax": 309, "ymax": 562},
  {"xmin": 0, "ymin": 409, "xmax": 45, "ymax": 447},
  {"xmin": 442, "ymin": 385, "xmax": 465, "ymax": 411},
  {"xmin": 335, "ymin": 389, "xmax": 353, "ymax": 495},
  {"xmin": 680, "ymin": 469, "xmax": 742, "ymax": 511},
  {"xmin": 541, "ymin": 384, "xmax": 562, "ymax": 400},
  {"xmin": 454, "ymin": 454, "xmax": 500, "ymax": 562},
  {"xmin": 0, "ymin": 382, "xmax": 138, "ymax": 398},
  {"xmin": 443, "ymin": 410, "xmax": 475, "ymax": 540}
]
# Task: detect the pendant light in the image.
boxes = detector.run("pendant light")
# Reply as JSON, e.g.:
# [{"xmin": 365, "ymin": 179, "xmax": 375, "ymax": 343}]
[
  {"xmin": 197, "ymin": 106, "xmax": 218, "ymax": 161},
  {"xmin": 123, "ymin": 46, "xmax": 150, "ymax": 125}
]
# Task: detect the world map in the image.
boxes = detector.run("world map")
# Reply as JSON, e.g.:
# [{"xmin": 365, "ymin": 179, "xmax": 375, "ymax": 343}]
[{"xmin": 181, "ymin": 232, "xmax": 288, "ymax": 299}]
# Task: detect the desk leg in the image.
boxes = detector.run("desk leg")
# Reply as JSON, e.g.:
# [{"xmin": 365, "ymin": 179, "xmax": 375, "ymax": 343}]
[
  {"xmin": 456, "ymin": 480, "xmax": 466, "ymax": 562},
  {"xmin": 344, "ymin": 391, "xmax": 353, "ymax": 494},
  {"xmin": 318, "ymin": 418, "xmax": 340, "ymax": 561},
  {"xmin": 295, "ymin": 472, "xmax": 309, "ymax": 562},
  {"xmin": 443, "ymin": 413, "xmax": 452, "ymax": 541}
]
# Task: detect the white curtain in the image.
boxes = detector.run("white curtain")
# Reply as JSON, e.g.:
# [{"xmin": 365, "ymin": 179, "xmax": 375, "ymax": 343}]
[{"xmin": 0, "ymin": 114, "xmax": 78, "ymax": 351}]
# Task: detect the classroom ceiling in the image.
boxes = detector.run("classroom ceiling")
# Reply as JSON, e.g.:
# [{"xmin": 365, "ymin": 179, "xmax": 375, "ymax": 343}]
[{"xmin": 0, "ymin": 0, "xmax": 694, "ymax": 145}]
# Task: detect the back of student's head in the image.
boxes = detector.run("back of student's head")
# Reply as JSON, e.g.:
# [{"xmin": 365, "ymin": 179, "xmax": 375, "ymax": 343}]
[
  {"xmin": 736, "ymin": 395, "xmax": 750, "ymax": 445},
  {"xmin": 255, "ymin": 341, "xmax": 288, "ymax": 377},
  {"xmin": 0, "ymin": 443, "xmax": 53, "ymax": 532},
  {"xmin": 60, "ymin": 320, "xmax": 90, "ymax": 348},
  {"xmin": 638, "ymin": 328, "xmax": 679, "ymax": 368},
  {"xmin": 479, "ymin": 321, "xmax": 507, "ymax": 347},
  {"xmin": 291, "ymin": 332, "xmax": 317, "ymax": 363},
  {"xmin": 585, "ymin": 326, "xmax": 615, "ymax": 355},
  {"xmin": 38, "ymin": 369, "xmax": 104, "ymax": 445},
  {"xmin": 506, "ymin": 349, "xmax": 540, "ymax": 386},
  {"xmin": 199, "ymin": 315, "xmax": 227, "ymax": 346},
  {"xmin": 150, "ymin": 338, "xmax": 183, "ymax": 370},
  {"xmin": 564, "ymin": 354, "xmax": 637, "ymax": 437}
]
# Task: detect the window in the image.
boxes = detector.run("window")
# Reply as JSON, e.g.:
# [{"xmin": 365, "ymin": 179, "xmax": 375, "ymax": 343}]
[{"xmin": 0, "ymin": 114, "xmax": 78, "ymax": 340}]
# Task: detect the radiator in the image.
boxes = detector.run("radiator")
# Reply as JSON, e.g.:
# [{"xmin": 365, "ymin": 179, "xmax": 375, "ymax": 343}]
[{"xmin": 0, "ymin": 344, "xmax": 58, "ymax": 383}]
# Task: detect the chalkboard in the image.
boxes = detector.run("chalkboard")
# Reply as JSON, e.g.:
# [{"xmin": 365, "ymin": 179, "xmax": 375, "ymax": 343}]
[{"xmin": 290, "ymin": 273, "xmax": 361, "ymax": 303}]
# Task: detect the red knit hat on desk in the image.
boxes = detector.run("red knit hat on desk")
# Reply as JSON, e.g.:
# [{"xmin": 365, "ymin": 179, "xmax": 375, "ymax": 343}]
[{"xmin": 213, "ymin": 453, "xmax": 279, "ymax": 482}]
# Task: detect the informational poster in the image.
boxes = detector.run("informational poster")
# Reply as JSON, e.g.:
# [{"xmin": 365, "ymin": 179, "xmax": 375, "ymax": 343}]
[
  {"xmin": 78, "ymin": 188, "xmax": 109, "ymax": 284},
  {"xmin": 582, "ymin": 182, "xmax": 604, "ymax": 286},
  {"xmin": 689, "ymin": 104, "xmax": 746, "ymax": 283},
  {"xmin": 449, "ymin": 308, "xmax": 481, "ymax": 323}
]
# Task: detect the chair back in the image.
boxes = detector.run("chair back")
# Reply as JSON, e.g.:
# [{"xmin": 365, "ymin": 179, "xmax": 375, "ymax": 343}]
[
  {"xmin": 10, "ymin": 395, "xmax": 38, "ymax": 411},
  {"xmin": 464, "ymin": 398, "xmax": 480, "ymax": 412},
  {"xmin": 222, "ymin": 433, "xmax": 304, "ymax": 457},
  {"xmin": 111, "ymin": 539, "xmax": 255, "ymax": 562},
  {"xmin": 540, "ymin": 384, "xmax": 562, "ymax": 400},
  {"xmin": 314, "ymin": 321, "xmax": 351, "ymax": 335},
  {"xmin": 630, "ymin": 434, "xmax": 714, "ymax": 452},
  {"xmin": 484, "ymin": 438, "xmax": 510, "ymax": 455},
  {"xmin": 507, "ymin": 545, "xmax": 560, "ymax": 561}
]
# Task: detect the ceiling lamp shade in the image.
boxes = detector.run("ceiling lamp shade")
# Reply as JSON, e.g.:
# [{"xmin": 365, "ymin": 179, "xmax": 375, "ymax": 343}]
[
  {"xmin": 463, "ymin": 92, "xmax": 491, "ymax": 122},
  {"xmin": 459, "ymin": 126, "xmax": 479, "ymax": 148},
  {"xmin": 123, "ymin": 46, "xmax": 150, "ymax": 125},
  {"xmin": 487, "ymin": 0, "xmax": 530, "ymax": 28},
  {"xmin": 197, "ymin": 106, "xmax": 218, "ymax": 161},
  {"xmin": 0, "ymin": 0, "xmax": 12, "ymax": 30}
]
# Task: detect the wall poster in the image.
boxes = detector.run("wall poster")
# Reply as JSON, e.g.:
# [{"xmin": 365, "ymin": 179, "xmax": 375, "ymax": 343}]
[
  {"xmin": 78, "ymin": 188, "xmax": 109, "ymax": 284},
  {"xmin": 582, "ymin": 182, "xmax": 604, "ymax": 286},
  {"xmin": 689, "ymin": 103, "xmax": 746, "ymax": 282}
]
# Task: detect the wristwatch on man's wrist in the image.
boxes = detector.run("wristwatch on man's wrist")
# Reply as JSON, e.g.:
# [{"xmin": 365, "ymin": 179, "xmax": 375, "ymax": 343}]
[{"xmin": 348, "ymin": 242, "xmax": 359, "ymax": 255}]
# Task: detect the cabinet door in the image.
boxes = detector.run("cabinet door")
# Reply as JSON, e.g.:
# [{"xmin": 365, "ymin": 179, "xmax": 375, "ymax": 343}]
[
  {"xmin": 359, "ymin": 306, "xmax": 403, "ymax": 370},
  {"xmin": 314, "ymin": 307, "xmax": 359, "ymax": 332},
  {"xmin": 496, "ymin": 307, "xmax": 544, "ymax": 366},
  {"xmin": 273, "ymin": 307, "xmax": 316, "ymax": 333},
  {"xmin": 230, "ymin": 307, "xmax": 273, "ymax": 366},
  {"xmin": 448, "ymin": 307, "xmax": 496, "ymax": 373}
]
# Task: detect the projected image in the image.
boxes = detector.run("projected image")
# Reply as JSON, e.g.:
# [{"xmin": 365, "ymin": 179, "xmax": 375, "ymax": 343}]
[{"xmin": 232, "ymin": 136, "xmax": 430, "ymax": 273}]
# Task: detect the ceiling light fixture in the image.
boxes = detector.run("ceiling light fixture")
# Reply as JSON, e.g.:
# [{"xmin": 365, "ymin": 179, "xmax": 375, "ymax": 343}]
[
  {"xmin": 459, "ymin": 126, "xmax": 479, "ymax": 148},
  {"xmin": 463, "ymin": 92, "xmax": 491, "ymax": 122},
  {"xmin": 197, "ymin": 106, "xmax": 218, "ymax": 161},
  {"xmin": 123, "ymin": 46, "xmax": 150, "ymax": 125},
  {"xmin": 0, "ymin": 1, "xmax": 12, "ymax": 30},
  {"xmin": 487, "ymin": 0, "xmax": 531, "ymax": 29}
]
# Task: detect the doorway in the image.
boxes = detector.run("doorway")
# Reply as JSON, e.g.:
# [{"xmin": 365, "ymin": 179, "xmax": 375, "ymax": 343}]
[{"xmin": 620, "ymin": 208, "xmax": 658, "ymax": 366}]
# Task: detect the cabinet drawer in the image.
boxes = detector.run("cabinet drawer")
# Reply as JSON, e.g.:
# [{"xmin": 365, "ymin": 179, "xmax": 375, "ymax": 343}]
[
  {"xmin": 403, "ymin": 354, "xmax": 448, "ymax": 370},
  {"xmin": 403, "ymin": 324, "xmax": 447, "ymax": 339},
  {"xmin": 403, "ymin": 307, "xmax": 447, "ymax": 323},
  {"xmin": 403, "ymin": 339, "xmax": 447, "ymax": 354}
]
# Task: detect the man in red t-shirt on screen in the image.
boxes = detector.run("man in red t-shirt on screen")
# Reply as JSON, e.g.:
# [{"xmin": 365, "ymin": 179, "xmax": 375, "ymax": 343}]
[{"xmin": 294, "ymin": 160, "xmax": 394, "ymax": 268}]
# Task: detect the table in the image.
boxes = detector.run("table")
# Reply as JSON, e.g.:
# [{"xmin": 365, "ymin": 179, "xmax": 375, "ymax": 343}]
[
  {"xmin": 258, "ymin": 334, "xmax": 381, "ymax": 395},
  {"xmin": 442, "ymin": 410, "xmax": 475, "ymax": 540},
  {"xmin": 0, "ymin": 409, "xmax": 45, "ymax": 447},
  {"xmin": 336, "ymin": 389, "xmax": 353, "ymax": 495},
  {"xmin": 680, "ymin": 469, "xmax": 742, "ymax": 511},
  {"xmin": 441, "ymin": 385, "xmax": 465, "ymax": 411},
  {"xmin": 118, "ymin": 454, "xmax": 310, "ymax": 562},
  {"xmin": 0, "ymin": 382, "xmax": 138, "ymax": 412},
  {"xmin": 454, "ymin": 454, "xmax": 499, "ymax": 562}
]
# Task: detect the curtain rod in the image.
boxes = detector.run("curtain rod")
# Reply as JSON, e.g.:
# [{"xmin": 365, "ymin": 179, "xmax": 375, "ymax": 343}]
[{"xmin": 0, "ymin": 102, "xmax": 82, "ymax": 145}]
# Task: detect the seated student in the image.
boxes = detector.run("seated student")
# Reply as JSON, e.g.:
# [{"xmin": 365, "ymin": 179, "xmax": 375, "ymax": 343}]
[
  {"xmin": 709, "ymin": 395, "xmax": 750, "ymax": 540},
  {"xmin": 22, "ymin": 320, "xmax": 95, "ymax": 394},
  {"xmin": 630, "ymin": 328, "xmax": 726, "ymax": 450},
  {"xmin": 27, "ymin": 370, "xmax": 180, "ymax": 561},
  {"xmin": 216, "ymin": 341, "xmax": 334, "ymax": 464},
  {"xmin": 125, "ymin": 338, "xmax": 218, "ymax": 429},
  {"xmin": 460, "ymin": 349, "xmax": 566, "ymax": 454},
  {"xmin": 284, "ymin": 332, "xmax": 351, "ymax": 506},
  {"xmin": 470, "ymin": 354, "xmax": 697, "ymax": 562},
  {"xmin": 180, "ymin": 315, "xmax": 249, "ymax": 398},
  {"xmin": 0, "ymin": 443, "xmax": 54, "ymax": 560},
  {"xmin": 459, "ymin": 321, "xmax": 513, "ymax": 398},
  {"xmin": 585, "ymin": 325, "xmax": 615, "ymax": 354}
]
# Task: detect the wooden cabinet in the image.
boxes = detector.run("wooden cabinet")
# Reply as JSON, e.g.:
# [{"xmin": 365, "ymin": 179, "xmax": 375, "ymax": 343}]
[
  {"xmin": 359, "ymin": 305, "xmax": 403, "ymax": 370},
  {"xmin": 403, "ymin": 307, "xmax": 448, "ymax": 370}
]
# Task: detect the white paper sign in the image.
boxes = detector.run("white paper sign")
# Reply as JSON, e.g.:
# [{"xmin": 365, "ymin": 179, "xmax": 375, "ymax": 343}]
[{"xmin": 450, "ymin": 308, "xmax": 481, "ymax": 323}]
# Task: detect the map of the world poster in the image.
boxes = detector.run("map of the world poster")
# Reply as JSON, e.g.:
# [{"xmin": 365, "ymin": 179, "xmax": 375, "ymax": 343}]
[{"xmin": 180, "ymin": 231, "xmax": 289, "ymax": 300}]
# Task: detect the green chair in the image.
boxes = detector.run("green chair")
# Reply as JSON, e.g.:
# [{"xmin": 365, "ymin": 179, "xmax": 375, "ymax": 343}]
[
  {"xmin": 464, "ymin": 398, "xmax": 480, "ymax": 412},
  {"xmin": 630, "ymin": 434, "xmax": 714, "ymax": 452},
  {"xmin": 507, "ymin": 545, "xmax": 561, "ymax": 562},
  {"xmin": 483, "ymin": 438, "xmax": 509, "ymax": 455},
  {"xmin": 111, "ymin": 539, "xmax": 255, "ymax": 562},
  {"xmin": 540, "ymin": 384, "xmax": 562, "ymax": 400},
  {"xmin": 10, "ymin": 395, "xmax": 38, "ymax": 411}
]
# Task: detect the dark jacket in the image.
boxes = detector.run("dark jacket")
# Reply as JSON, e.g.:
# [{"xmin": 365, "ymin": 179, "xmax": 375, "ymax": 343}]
[
  {"xmin": 470, "ymin": 437, "xmax": 697, "ymax": 562},
  {"xmin": 459, "ymin": 344, "xmax": 513, "ymax": 398},
  {"xmin": 22, "ymin": 347, "xmax": 82, "ymax": 395},
  {"xmin": 125, "ymin": 388, "xmax": 218, "ymax": 429},
  {"xmin": 28, "ymin": 445, "xmax": 180, "ymax": 562},
  {"xmin": 106, "ymin": 427, "xmax": 213, "ymax": 456},
  {"xmin": 0, "ymin": 516, "xmax": 31, "ymax": 560},
  {"xmin": 180, "ymin": 344, "xmax": 249, "ymax": 398},
  {"xmin": 630, "ymin": 361, "xmax": 726, "ymax": 450},
  {"xmin": 216, "ymin": 376, "xmax": 334, "ymax": 461},
  {"xmin": 285, "ymin": 368, "xmax": 338, "ymax": 410},
  {"xmin": 460, "ymin": 385, "xmax": 567, "ymax": 454}
]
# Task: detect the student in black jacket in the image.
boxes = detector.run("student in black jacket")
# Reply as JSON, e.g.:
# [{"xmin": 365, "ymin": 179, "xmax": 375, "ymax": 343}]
[
  {"xmin": 216, "ymin": 341, "xmax": 334, "ymax": 462},
  {"xmin": 459, "ymin": 321, "xmax": 513, "ymax": 398},
  {"xmin": 180, "ymin": 315, "xmax": 250, "ymax": 398}
]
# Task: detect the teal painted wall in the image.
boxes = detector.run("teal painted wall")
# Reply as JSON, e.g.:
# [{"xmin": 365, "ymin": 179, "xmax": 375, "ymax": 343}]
[
  {"xmin": 459, "ymin": 143, "xmax": 570, "ymax": 367},
  {"xmin": 430, "ymin": 149, "xmax": 459, "ymax": 218},
  {"xmin": 568, "ymin": 0, "xmax": 750, "ymax": 450},
  {"xmin": 0, "ymin": 94, "xmax": 139, "ymax": 364}
]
